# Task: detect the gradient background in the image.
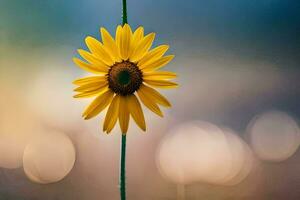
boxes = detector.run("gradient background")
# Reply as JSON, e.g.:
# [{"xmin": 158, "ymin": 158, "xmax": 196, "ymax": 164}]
[{"xmin": 0, "ymin": 0, "xmax": 300, "ymax": 199}]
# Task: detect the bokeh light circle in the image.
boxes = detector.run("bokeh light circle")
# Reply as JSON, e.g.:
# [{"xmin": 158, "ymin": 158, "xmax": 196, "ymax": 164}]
[
  {"xmin": 23, "ymin": 130, "xmax": 76, "ymax": 184},
  {"xmin": 156, "ymin": 121, "xmax": 254, "ymax": 185},
  {"xmin": 247, "ymin": 111, "xmax": 300, "ymax": 162},
  {"xmin": 218, "ymin": 128, "xmax": 254, "ymax": 185}
]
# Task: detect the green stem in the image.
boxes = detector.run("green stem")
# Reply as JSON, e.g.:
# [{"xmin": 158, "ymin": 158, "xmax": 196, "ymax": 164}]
[
  {"xmin": 122, "ymin": 0, "xmax": 128, "ymax": 25},
  {"xmin": 120, "ymin": 1, "xmax": 128, "ymax": 200},
  {"xmin": 120, "ymin": 134, "xmax": 127, "ymax": 200}
]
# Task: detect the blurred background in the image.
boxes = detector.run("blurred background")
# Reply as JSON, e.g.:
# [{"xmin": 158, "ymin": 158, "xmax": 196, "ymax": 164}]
[{"xmin": 0, "ymin": 0, "xmax": 300, "ymax": 199}]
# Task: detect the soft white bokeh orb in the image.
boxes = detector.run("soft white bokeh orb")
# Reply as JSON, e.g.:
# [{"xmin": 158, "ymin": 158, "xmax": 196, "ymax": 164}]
[
  {"xmin": 247, "ymin": 111, "xmax": 300, "ymax": 162},
  {"xmin": 157, "ymin": 121, "xmax": 253, "ymax": 185},
  {"xmin": 225, "ymin": 143, "xmax": 255, "ymax": 186},
  {"xmin": 221, "ymin": 128, "xmax": 255, "ymax": 186},
  {"xmin": 23, "ymin": 130, "xmax": 76, "ymax": 184}
]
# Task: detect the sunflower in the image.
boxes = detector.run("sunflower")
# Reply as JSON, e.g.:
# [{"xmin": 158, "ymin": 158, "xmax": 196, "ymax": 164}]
[{"xmin": 73, "ymin": 24, "xmax": 177, "ymax": 134}]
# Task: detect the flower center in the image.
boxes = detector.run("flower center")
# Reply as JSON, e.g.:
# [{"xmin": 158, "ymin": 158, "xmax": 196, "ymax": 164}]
[
  {"xmin": 118, "ymin": 70, "xmax": 131, "ymax": 86},
  {"xmin": 107, "ymin": 61, "xmax": 143, "ymax": 96}
]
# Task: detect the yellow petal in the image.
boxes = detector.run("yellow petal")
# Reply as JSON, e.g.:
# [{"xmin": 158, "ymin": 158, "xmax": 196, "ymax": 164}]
[
  {"xmin": 77, "ymin": 50, "xmax": 109, "ymax": 72},
  {"xmin": 115, "ymin": 25, "xmax": 123, "ymax": 55},
  {"xmin": 132, "ymin": 27, "xmax": 144, "ymax": 45},
  {"xmin": 72, "ymin": 76, "xmax": 106, "ymax": 86},
  {"xmin": 144, "ymin": 79, "xmax": 178, "ymax": 88},
  {"xmin": 85, "ymin": 36, "xmax": 114, "ymax": 66},
  {"xmin": 143, "ymin": 71, "xmax": 177, "ymax": 80},
  {"xmin": 141, "ymin": 55, "xmax": 174, "ymax": 72},
  {"xmin": 130, "ymin": 33, "xmax": 155, "ymax": 62},
  {"xmin": 139, "ymin": 84, "xmax": 171, "ymax": 107},
  {"xmin": 119, "ymin": 24, "xmax": 132, "ymax": 60},
  {"xmin": 74, "ymin": 81, "xmax": 107, "ymax": 92},
  {"xmin": 82, "ymin": 90, "xmax": 114, "ymax": 119},
  {"xmin": 73, "ymin": 86, "xmax": 108, "ymax": 98},
  {"xmin": 137, "ymin": 89, "xmax": 163, "ymax": 117},
  {"xmin": 119, "ymin": 96, "xmax": 130, "ymax": 134},
  {"xmin": 103, "ymin": 95, "xmax": 120, "ymax": 133},
  {"xmin": 128, "ymin": 95, "xmax": 146, "ymax": 131},
  {"xmin": 73, "ymin": 57, "xmax": 106, "ymax": 74},
  {"xmin": 129, "ymin": 26, "xmax": 144, "ymax": 57},
  {"xmin": 100, "ymin": 27, "xmax": 121, "ymax": 62},
  {"xmin": 138, "ymin": 45, "xmax": 169, "ymax": 68}
]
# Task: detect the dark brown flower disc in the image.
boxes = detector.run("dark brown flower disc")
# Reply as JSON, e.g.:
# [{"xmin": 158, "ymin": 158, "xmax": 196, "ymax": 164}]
[{"xmin": 107, "ymin": 61, "xmax": 143, "ymax": 96}]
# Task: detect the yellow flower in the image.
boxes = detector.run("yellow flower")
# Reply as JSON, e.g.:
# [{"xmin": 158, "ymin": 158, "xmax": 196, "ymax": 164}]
[{"xmin": 73, "ymin": 24, "xmax": 177, "ymax": 134}]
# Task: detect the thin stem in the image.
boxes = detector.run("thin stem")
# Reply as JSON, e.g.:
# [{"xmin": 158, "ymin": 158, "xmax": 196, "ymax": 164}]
[
  {"xmin": 120, "ymin": 0, "xmax": 128, "ymax": 200},
  {"xmin": 122, "ymin": 0, "xmax": 128, "ymax": 25},
  {"xmin": 120, "ymin": 134, "xmax": 127, "ymax": 200}
]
